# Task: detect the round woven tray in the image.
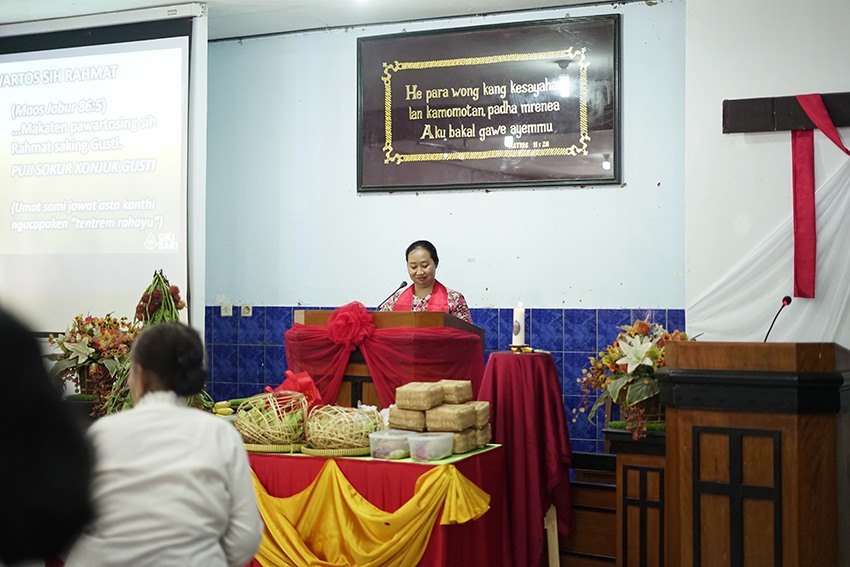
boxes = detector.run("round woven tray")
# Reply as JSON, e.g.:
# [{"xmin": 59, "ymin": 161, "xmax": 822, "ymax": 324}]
[
  {"xmin": 301, "ymin": 446, "xmax": 371, "ymax": 457},
  {"xmin": 244, "ymin": 443, "xmax": 304, "ymax": 454}
]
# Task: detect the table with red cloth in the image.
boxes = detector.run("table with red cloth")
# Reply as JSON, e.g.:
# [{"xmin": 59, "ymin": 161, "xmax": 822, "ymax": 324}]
[
  {"xmin": 478, "ymin": 352, "xmax": 573, "ymax": 567},
  {"xmin": 245, "ymin": 445, "xmax": 507, "ymax": 567}
]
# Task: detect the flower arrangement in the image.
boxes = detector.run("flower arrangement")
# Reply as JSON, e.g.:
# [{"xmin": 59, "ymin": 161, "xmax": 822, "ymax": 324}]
[
  {"xmin": 46, "ymin": 270, "xmax": 193, "ymax": 417},
  {"xmin": 47, "ymin": 314, "xmax": 141, "ymax": 416},
  {"xmin": 577, "ymin": 320, "xmax": 690, "ymax": 438}
]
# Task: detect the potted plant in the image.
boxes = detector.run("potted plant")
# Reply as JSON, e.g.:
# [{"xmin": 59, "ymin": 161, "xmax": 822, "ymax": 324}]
[{"xmin": 576, "ymin": 320, "xmax": 690, "ymax": 438}]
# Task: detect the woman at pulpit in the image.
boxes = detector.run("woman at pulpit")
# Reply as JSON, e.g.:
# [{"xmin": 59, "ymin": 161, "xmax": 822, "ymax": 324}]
[{"xmin": 379, "ymin": 239, "xmax": 472, "ymax": 323}]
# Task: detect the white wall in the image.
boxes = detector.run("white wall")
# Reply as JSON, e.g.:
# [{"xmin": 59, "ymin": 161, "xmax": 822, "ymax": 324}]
[
  {"xmin": 206, "ymin": 1, "xmax": 686, "ymax": 310},
  {"xmin": 685, "ymin": 0, "xmax": 850, "ymax": 304}
]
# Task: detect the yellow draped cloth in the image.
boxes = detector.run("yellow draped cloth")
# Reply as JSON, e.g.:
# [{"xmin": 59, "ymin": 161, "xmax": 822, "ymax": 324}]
[{"xmin": 252, "ymin": 459, "xmax": 491, "ymax": 567}]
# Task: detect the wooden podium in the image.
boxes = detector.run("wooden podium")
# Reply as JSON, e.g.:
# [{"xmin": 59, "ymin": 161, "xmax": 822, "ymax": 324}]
[
  {"xmin": 659, "ymin": 342, "xmax": 850, "ymax": 567},
  {"xmin": 293, "ymin": 310, "xmax": 485, "ymax": 410}
]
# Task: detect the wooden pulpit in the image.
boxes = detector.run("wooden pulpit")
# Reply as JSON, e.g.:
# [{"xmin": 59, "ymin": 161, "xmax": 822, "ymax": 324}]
[
  {"xmin": 659, "ymin": 342, "xmax": 850, "ymax": 567},
  {"xmin": 293, "ymin": 310, "xmax": 485, "ymax": 410}
]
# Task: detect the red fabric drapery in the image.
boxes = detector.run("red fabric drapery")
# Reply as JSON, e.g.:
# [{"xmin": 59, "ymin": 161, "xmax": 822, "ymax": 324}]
[
  {"xmin": 478, "ymin": 352, "xmax": 572, "ymax": 567},
  {"xmin": 284, "ymin": 302, "xmax": 485, "ymax": 405},
  {"xmin": 791, "ymin": 94, "xmax": 850, "ymax": 298},
  {"xmin": 245, "ymin": 447, "xmax": 508, "ymax": 567}
]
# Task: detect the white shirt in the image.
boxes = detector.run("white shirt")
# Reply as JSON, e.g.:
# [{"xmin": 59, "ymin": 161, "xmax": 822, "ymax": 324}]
[{"xmin": 65, "ymin": 391, "xmax": 263, "ymax": 567}]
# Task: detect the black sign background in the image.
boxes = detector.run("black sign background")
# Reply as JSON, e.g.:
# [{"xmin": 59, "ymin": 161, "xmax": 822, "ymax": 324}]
[{"xmin": 357, "ymin": 16, "xmax": 620, "ymax": 192}]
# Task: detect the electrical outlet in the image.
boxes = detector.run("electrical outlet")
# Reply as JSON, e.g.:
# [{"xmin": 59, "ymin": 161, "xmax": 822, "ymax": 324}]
[
  {"xmin": 241, "ymin": 304, "xmax": 253, "ymax": 317},
  {"xmin": 221, "ymin": 303, "xmax": 233, "ymax": 317}
]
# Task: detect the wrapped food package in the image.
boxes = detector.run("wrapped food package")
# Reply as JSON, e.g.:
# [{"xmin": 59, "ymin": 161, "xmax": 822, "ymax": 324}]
[
  {"xmin": 425, "ymin": 403, "xmax": 476, "ymax": 432},
  {"xmin": 464, "ymin": 400, "xmax": 490, "ymax": 428},
  {"xmin": 395, "ymin": 382, "xmax": 444, "ymax": 411},
  {"xmin": 452, "ymin": 428, "xmax": 477, "ymax": 454},
  {"xmin": 474, "ymin": 423, "xmax": 492, "ymax": 448},
  {"xmin": 438, "ymin": 379, "xmax": 473, "ymax": 404},
  {"xmin": 388, "ymin": 406, "xmax": 426, "ymax": 432}
]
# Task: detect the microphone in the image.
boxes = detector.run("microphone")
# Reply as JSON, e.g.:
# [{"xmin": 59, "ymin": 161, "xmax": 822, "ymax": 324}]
[
  {"xmin": 378, "ymin": 281, "xmax": 407, "ymax": 309},
  {"xmin": 763, "ymin": 295, "xmax": 792, "ymax": 342}
]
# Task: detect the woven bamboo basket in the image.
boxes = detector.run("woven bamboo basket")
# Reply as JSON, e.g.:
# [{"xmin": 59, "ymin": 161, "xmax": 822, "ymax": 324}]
[
  {"xmin": 304, "ymin": 405, "xmax": 383, "ymax": 450},
  {"xmin": 234, "ymin": 391, "xmax": 308, "ymax": 445}
]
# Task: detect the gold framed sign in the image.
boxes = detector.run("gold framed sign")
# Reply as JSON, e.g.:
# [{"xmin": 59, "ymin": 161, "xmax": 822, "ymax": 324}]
[{"xmin": 357, "ymin": 16, "xmax": 621, "ymax": 192}]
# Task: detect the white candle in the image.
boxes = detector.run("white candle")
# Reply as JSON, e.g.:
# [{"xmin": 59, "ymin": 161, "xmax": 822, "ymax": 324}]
[{"xmin": 512, "ymin": 302, "xmax": 525, "ymax": 346}]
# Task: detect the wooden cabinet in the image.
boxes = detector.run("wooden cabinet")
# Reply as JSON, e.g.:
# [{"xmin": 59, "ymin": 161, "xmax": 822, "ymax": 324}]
[
  {"xmin": 562, "ymin": 452, "xmax": 617, "ymax": 566},
  {"xmin": 607, "ymin": 430, "xmax": 666, "ymax": 567}
]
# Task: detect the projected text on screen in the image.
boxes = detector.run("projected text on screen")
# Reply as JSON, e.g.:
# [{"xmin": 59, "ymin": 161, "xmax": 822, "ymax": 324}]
[{"xmin": 1, "ymin": 38, "xmax": 186, "ymax": 255}]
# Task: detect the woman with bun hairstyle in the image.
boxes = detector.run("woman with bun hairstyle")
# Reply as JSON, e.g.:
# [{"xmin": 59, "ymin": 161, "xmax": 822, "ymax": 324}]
[
  {"xmin": 65, "ymin": 322, "xmax": 263, "ymax": 567},
  {"xmin": 379, "ymin": 239, "xmax": 471, "ymax": 323}
]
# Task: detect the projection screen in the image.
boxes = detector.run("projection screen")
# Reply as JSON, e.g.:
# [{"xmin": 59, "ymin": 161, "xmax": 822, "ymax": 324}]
[{"xmin": 0, "ymin": 4, "xmax": 207, "ymax": 334}]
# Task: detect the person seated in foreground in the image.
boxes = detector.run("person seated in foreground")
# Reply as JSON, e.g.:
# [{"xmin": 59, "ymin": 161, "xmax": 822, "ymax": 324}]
[
  {"xmin": 0, "ymin": 307, "xmax": 94, "ymax": 566},
  {"xmin": 379, "ymin": 239, "xmax": 471, "ymax": 323},
  {"xmin": 64, "ymin": 322, "xmax": 263, "ymax": 567}
]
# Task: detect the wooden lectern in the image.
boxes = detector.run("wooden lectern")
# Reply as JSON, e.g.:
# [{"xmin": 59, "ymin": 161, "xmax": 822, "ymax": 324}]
[
  {"xmin": 659, "ymin": 342, "xmax": 850, "ymax": 567},
  {"xmin": 293, "ymin": 310, "xmax": 485, "ymax": 410}
]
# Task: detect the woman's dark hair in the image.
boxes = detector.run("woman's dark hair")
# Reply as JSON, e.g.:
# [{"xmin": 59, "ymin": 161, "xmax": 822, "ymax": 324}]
[
  {"xmin": 405, "ymin": 240, "xmax": 439, "ymax": 266},
  {"xmin": 131, "ymin": 322, "xmax": 207, "ymax": 396},
  {"xmin": 0, "ymin": 307, "xmax": 94, "ymax": 564}
]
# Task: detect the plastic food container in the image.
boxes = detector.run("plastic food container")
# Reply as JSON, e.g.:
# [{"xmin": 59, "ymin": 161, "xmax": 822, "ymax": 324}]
[
  {"xmin": 369, "ymin": 429, "xmax": 411, "ymax": 460},
  {"xmin": 408, "ymin": 432, "xmax": 454, "ymax": 461}
]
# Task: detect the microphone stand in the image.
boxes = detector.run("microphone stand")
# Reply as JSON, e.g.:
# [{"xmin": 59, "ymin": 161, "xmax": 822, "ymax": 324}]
[
  {"xmin": 378, "ymin": 281, "xmax": 407, "ymax": 310},
  {"xmin": 764, "ymin": 296, "xmax": 792, "ymax": 342}
]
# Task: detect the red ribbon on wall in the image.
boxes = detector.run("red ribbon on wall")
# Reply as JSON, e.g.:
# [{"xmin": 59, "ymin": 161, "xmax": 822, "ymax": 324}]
[{"xmin": 791, "ymin": 94, "xmax": 850, "ymax": 298}]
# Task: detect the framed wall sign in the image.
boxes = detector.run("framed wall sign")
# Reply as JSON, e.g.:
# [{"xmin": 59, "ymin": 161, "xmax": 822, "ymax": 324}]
[{"xmin": 357, "ymin": 15, "xmax": 621, "ymax": 192}]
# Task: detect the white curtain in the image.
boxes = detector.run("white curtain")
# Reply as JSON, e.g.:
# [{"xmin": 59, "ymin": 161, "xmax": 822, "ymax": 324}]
[{"xmin": 687, "ymin": 157, "xmax": 850, "ymax": 348}]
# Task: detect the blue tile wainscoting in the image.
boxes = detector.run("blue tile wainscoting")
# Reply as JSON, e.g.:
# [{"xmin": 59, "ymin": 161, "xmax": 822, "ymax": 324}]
[{"xmin": 204, "ymin": 305, "xmax": 686, "ymax": 455}]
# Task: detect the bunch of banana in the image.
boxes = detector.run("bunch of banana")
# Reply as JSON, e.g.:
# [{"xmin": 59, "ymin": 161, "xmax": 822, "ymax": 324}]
[
  {"xmin": 213, "ymin": 400, "xmax": 234, "ymax": 416},
  {"xmin": 212, "ymin": 398, "xmax": 252, "ymax": 416}
]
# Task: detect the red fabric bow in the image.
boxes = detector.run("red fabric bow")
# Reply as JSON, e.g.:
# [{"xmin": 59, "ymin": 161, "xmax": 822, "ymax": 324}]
[{"xmin": 326, "ymin": 301, "xmax": 375, "ymax": 348}]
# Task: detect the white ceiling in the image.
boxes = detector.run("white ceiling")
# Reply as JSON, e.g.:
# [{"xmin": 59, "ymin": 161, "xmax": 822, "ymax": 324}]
[{"xmin": 0, "ymin": 0, "xmax": 596, "ymax": 41}]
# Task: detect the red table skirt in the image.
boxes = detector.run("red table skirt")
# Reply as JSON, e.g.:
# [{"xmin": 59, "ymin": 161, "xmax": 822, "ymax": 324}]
[{"xmin": 246, "ymin": 446, "xmax": 508, "ymax": 567}]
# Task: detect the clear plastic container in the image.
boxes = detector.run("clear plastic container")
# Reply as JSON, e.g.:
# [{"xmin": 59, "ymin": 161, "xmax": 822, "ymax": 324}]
[
  {"xmin": 408, "ymin": 432, "xmax": 454, "ymax": 461},
  {"xmin": 369, "ymin": 429, "xmax": 411, "ymax": 459}
]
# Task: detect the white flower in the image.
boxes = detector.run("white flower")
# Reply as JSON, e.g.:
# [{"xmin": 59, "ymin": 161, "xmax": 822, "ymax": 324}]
[
  {"xmin": 63, "ymin": 335, "xmax": 94, "ymax": 365},
  {"xmin": 616, "ymin": 334, "xmax": 653, "ymax": 373}
]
